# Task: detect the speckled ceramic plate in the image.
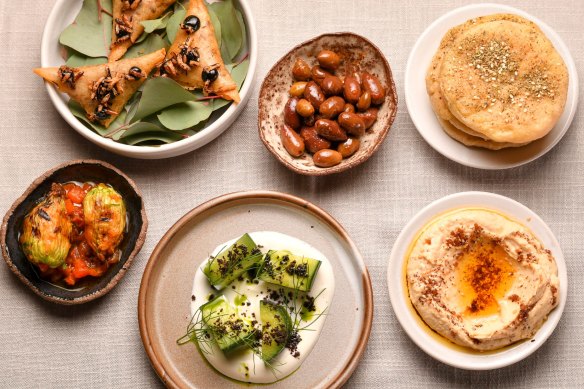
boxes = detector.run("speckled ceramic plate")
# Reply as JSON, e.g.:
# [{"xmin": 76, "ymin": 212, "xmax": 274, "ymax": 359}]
[{"xmin": 138, "ymin": 191, "xmax": 373, "ymax": 388}]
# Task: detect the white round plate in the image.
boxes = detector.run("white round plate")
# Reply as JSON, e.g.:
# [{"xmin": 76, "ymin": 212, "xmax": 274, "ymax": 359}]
[
  {"xmin": 40, "ymin": 0, "xmax": 258, "ymax": 159},
  {"xmin": 387, "ymin": 191, "xmax": 567, "ymax": 370},
  {"xmin": 405, "ymin": 3, "xmax": 579, "ymax": 170}
]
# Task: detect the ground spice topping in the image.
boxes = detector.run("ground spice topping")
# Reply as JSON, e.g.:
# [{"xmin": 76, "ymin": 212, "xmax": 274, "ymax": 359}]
[{"xmin": 455, "ymin": 226, "xmax": 516, "ymax": 317}]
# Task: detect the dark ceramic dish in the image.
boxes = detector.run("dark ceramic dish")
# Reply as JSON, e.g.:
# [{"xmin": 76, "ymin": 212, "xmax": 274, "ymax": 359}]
[{"xmin": 0, "ymin": 160, "xmax": 148, "ymax": 305}]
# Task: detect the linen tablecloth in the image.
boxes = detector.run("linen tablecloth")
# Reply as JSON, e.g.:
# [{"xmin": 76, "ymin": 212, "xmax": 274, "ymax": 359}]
[{"xmin": 1, "ymin": 0, "xmax": 582, "ymax": 387}]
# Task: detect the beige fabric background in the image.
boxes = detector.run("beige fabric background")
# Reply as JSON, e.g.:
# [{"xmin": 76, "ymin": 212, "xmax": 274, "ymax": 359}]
[{"xmin": 0, "ymin": 0, "xmax": 582, "ymax": 387}]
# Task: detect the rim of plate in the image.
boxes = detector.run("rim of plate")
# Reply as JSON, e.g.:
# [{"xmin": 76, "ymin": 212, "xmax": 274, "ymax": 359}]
[
  {"xmin": 138, "ymin": 190, "xmax": 373, "ymax": 388},
  {"xmin": 404, "ymin": 3, "xmax": 579, "ymax": 170},
  {"xmin": 387, "ymin": 191, "xmax": 567, "ymax": 370},
  {"xmin": 40, "ymin": 0, "xmax": 258, "ymax": 159}
]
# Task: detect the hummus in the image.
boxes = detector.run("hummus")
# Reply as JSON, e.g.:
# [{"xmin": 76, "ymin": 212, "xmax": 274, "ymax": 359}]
[{"xmin": 406, "ymin": 208, "xmax": 559, "ymax": 351}]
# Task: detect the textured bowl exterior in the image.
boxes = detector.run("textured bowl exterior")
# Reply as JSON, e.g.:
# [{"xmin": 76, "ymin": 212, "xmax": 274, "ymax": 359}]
[
  {"xmin": 258, "ymin": 32, "xmax": 398, "ymax": 176},
  {"xmin": 1, "ymin": 160, "xmax": 148, "ymax": 304}
]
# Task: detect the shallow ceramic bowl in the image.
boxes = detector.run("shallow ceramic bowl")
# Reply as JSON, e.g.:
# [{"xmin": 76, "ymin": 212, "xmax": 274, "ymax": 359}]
[
  {"xmin": 40, "ymin": 0, "xmax": 258, "ymax": 159},
  {"xmin": 138, "ymin": 191, "xmax": 373, "ymax": 388},
  {"xmin": 1, "ymin": 160, "xmax": 148, "ymax": 304},
  {"xmin": 258, "ymin": 33, "xmax": 397, "ymax": 175},
  {"xmin": 388, "ymin": 191, "xmax": 567, "ymax": 370}
]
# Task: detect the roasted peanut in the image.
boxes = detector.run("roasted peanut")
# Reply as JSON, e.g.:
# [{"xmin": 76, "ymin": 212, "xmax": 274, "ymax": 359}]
[
  {"xmin": 316, "ymin": 50, "xmax": 341, "ymax": 71},
  {"xmin": 311, "ymin": 66, "xmax": 331, "ymax": 85},
  {"xmin": 338, "ymin": 112, "xmax": 366, "ymax": 136},
  {"xmin": 343, "ymin": 103, "xmax": 355, "ymax": 113},
  {"xmin": 313, "ymin": 149, "xmax": 342, "ymax": 167},
  {"xmin": 361, "ymin": 72, "xmax": 386, "ymax": 104},
  {"xmin": 289, "ymin": 82, "xmax": 307, "ymax": 97},
  {"xmin": 320, "ymin": 75, "xmax": 343, "ymax": 96},
  {"xmin": 300, "ymin": 126, "xmax": 331, "ymax": 153},
  {"xmin": 284, "ymin": 97, "xmax": 302, "ymax": 130},
  {"xmin": 315, "ymin": 119, "xmax": 348, "ymax": 141},
  {"xmin": 337, "ymin": 137, "xmax": 361, "ymax": 158},
  {"xmin": 303, "ymin": 81, "xmax": 325, "ymax": 110},
  {"xmin": 296, "ymin": 99, "xmax": 315, "ymax": 117},
  {"xmin": 319, "ymin": 96, "xmax": 345, "ymax": 119},
  {"xmin": 357, "ymin": 91, "xmax": 371, "ymax": 111},
  {"xmin": 292, "ymin": 58, "xmax": 311, "ymax": 81},
  {"xmin": 356, "ymin": 107, "xmax": 378, "ymax": 129},
  {"xmin": 343, "ymin": 73, "xmax": 361, "ymax": 104},
  {"xmin": 280, "ymin": 124, "xmax": 305, "ymax": 157}
]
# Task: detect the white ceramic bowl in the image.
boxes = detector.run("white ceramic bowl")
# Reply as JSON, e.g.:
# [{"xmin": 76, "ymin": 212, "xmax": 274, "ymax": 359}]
[
  {"xmin": 405, "ymin": 3, "xmax": 579, "ymax": 170},
  {"xmin": 40, "ymin": 0, "xmax": 258, "ymax": 159},
  {"xmin": 387, "ymin": 191, "xmax": 567, "ymax": 370}
]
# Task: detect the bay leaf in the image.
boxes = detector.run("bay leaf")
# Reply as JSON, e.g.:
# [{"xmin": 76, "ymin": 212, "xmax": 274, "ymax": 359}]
[
  {"xmin": 208, "ymin": 7, "xmax": 222, "ymax": 46},
  {"xmin": 157, "ymin": 101, "xmax": 214, "ymax": 130},
  {"xmin": 60, "ymin": 0, "xmax": 113, "ymax": 58},
  {"xmin": 212, "ymin": 59, "xmax": 249, "ymax": 110},
  {"xmin": 135, "ymin": 31, "xmax": 150, "ymax": 44},
  {"xmin": 210, "ymin": 0, "xmax": 242, "ymax": 62},
  {"xmin": 234, "ymin": 9, "xmax": 248, "ymax": 59},
  {"xmin": 141, "ymin": 13, "xmax": 171, "ymax": 33},
  {"xmin": 120, "ymin": 126, "xmax": 185, "ymax": 145},
  {"xmin": 124, "ymin": 91, "xmax": 142, "ymax": 123},
  {"xmin": 166, "ymin": 7, "xmax": 186, "ymax": 43},
  {"xmin": 132, "ymin": 77, "xmax": 197, "ymax": 122},
  {"xmin": 68, "ymin": 99, "xmax": 127, "ymax": 137},
  {"xmin": 66, "ymin": 49, "xmax": 107, "ymax": 67},
  {"xmin": 123, "ymin": 34, "xmax": 168, "ymax": 59},
  {"xmin": 114, "ymin": 121, "xmax": 161, "ymax": 141},
  {"xmin": 230, "ymin": 58, "xmax": 249, "ymax": 90}
]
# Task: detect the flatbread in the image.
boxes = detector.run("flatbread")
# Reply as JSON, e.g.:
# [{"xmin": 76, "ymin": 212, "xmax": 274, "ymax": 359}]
[
  {"xmin": 426, "ymin": 14, "xmax": 534, "ymax": 146},
  {"xmin": 159, "ymin": 0, "xmax": 240, "ymax": 102},
  {"xmin": 440, "ymin": 18, "xmax": 568, "ymax": 144},
  {"xmin": 34, "ymin": 49, "xmax": 166, "ymax": 128},
  {"xmin": 109, "ymin": 0, "xmax": 177, "ymax": 62},
  {"xmin": 438, "ymin": 117, "xmax": 528, "ymax": 150}
]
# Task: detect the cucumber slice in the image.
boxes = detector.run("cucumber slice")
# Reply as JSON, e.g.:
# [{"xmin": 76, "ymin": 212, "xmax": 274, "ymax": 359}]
[
  {"xmin": 200, "ymin": 295, "xmax": 256, "ymax": 354},
  {"xmin": 258, "ymin": 250, "xmax": 321, "ymax": 292},
  {"xmin": 260, "ymin": 300, "xmax": 292, "ymax": 361},
  {"xmin": 202, "ymin": 233, "xmax": 262, "ymax": 290}
]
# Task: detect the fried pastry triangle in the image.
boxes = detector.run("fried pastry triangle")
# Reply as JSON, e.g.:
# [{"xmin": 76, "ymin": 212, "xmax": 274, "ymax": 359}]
[
  {"xmin": 159, "ymin": 0, "xmax": 240, "ymax": 102},
  {"xmin": 109, "ymin": 0, "xmax": 177, "ymax": 61},
  {"xmin": 34, "ymin": 49, "xmax": 166, "ymax": 128}
]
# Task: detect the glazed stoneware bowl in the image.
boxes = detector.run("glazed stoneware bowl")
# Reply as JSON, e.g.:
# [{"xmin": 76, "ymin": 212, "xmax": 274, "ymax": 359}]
[
  {"xmin": 258, "ymin": 32, "xmax": 398, "ymax": 176},
  {"xmin": 40, "ymin": 0, "xmax": 258, "ymax": 159},
  {"xmin": 1, "ymin": 160, "xmax": 148, "ymax": 304},
  {"xmin": 138, "ymin": 191, "xmax": 373, "ymax": 388}
]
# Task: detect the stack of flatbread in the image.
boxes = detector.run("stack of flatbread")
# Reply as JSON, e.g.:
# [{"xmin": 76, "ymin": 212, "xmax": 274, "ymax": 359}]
[{"xmin": 426, "ymin": 14, "xmax": 569, "ymax": 150}]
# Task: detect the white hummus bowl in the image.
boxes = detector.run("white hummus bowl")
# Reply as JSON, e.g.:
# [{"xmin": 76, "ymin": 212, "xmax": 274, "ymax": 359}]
[
  {"xmin": 40, "ymin": 0, "xmax": 257, "ymax": 159},
  {"xmin": 387, "ymin": 191, "xmax": 567, "ymax": 370}
]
